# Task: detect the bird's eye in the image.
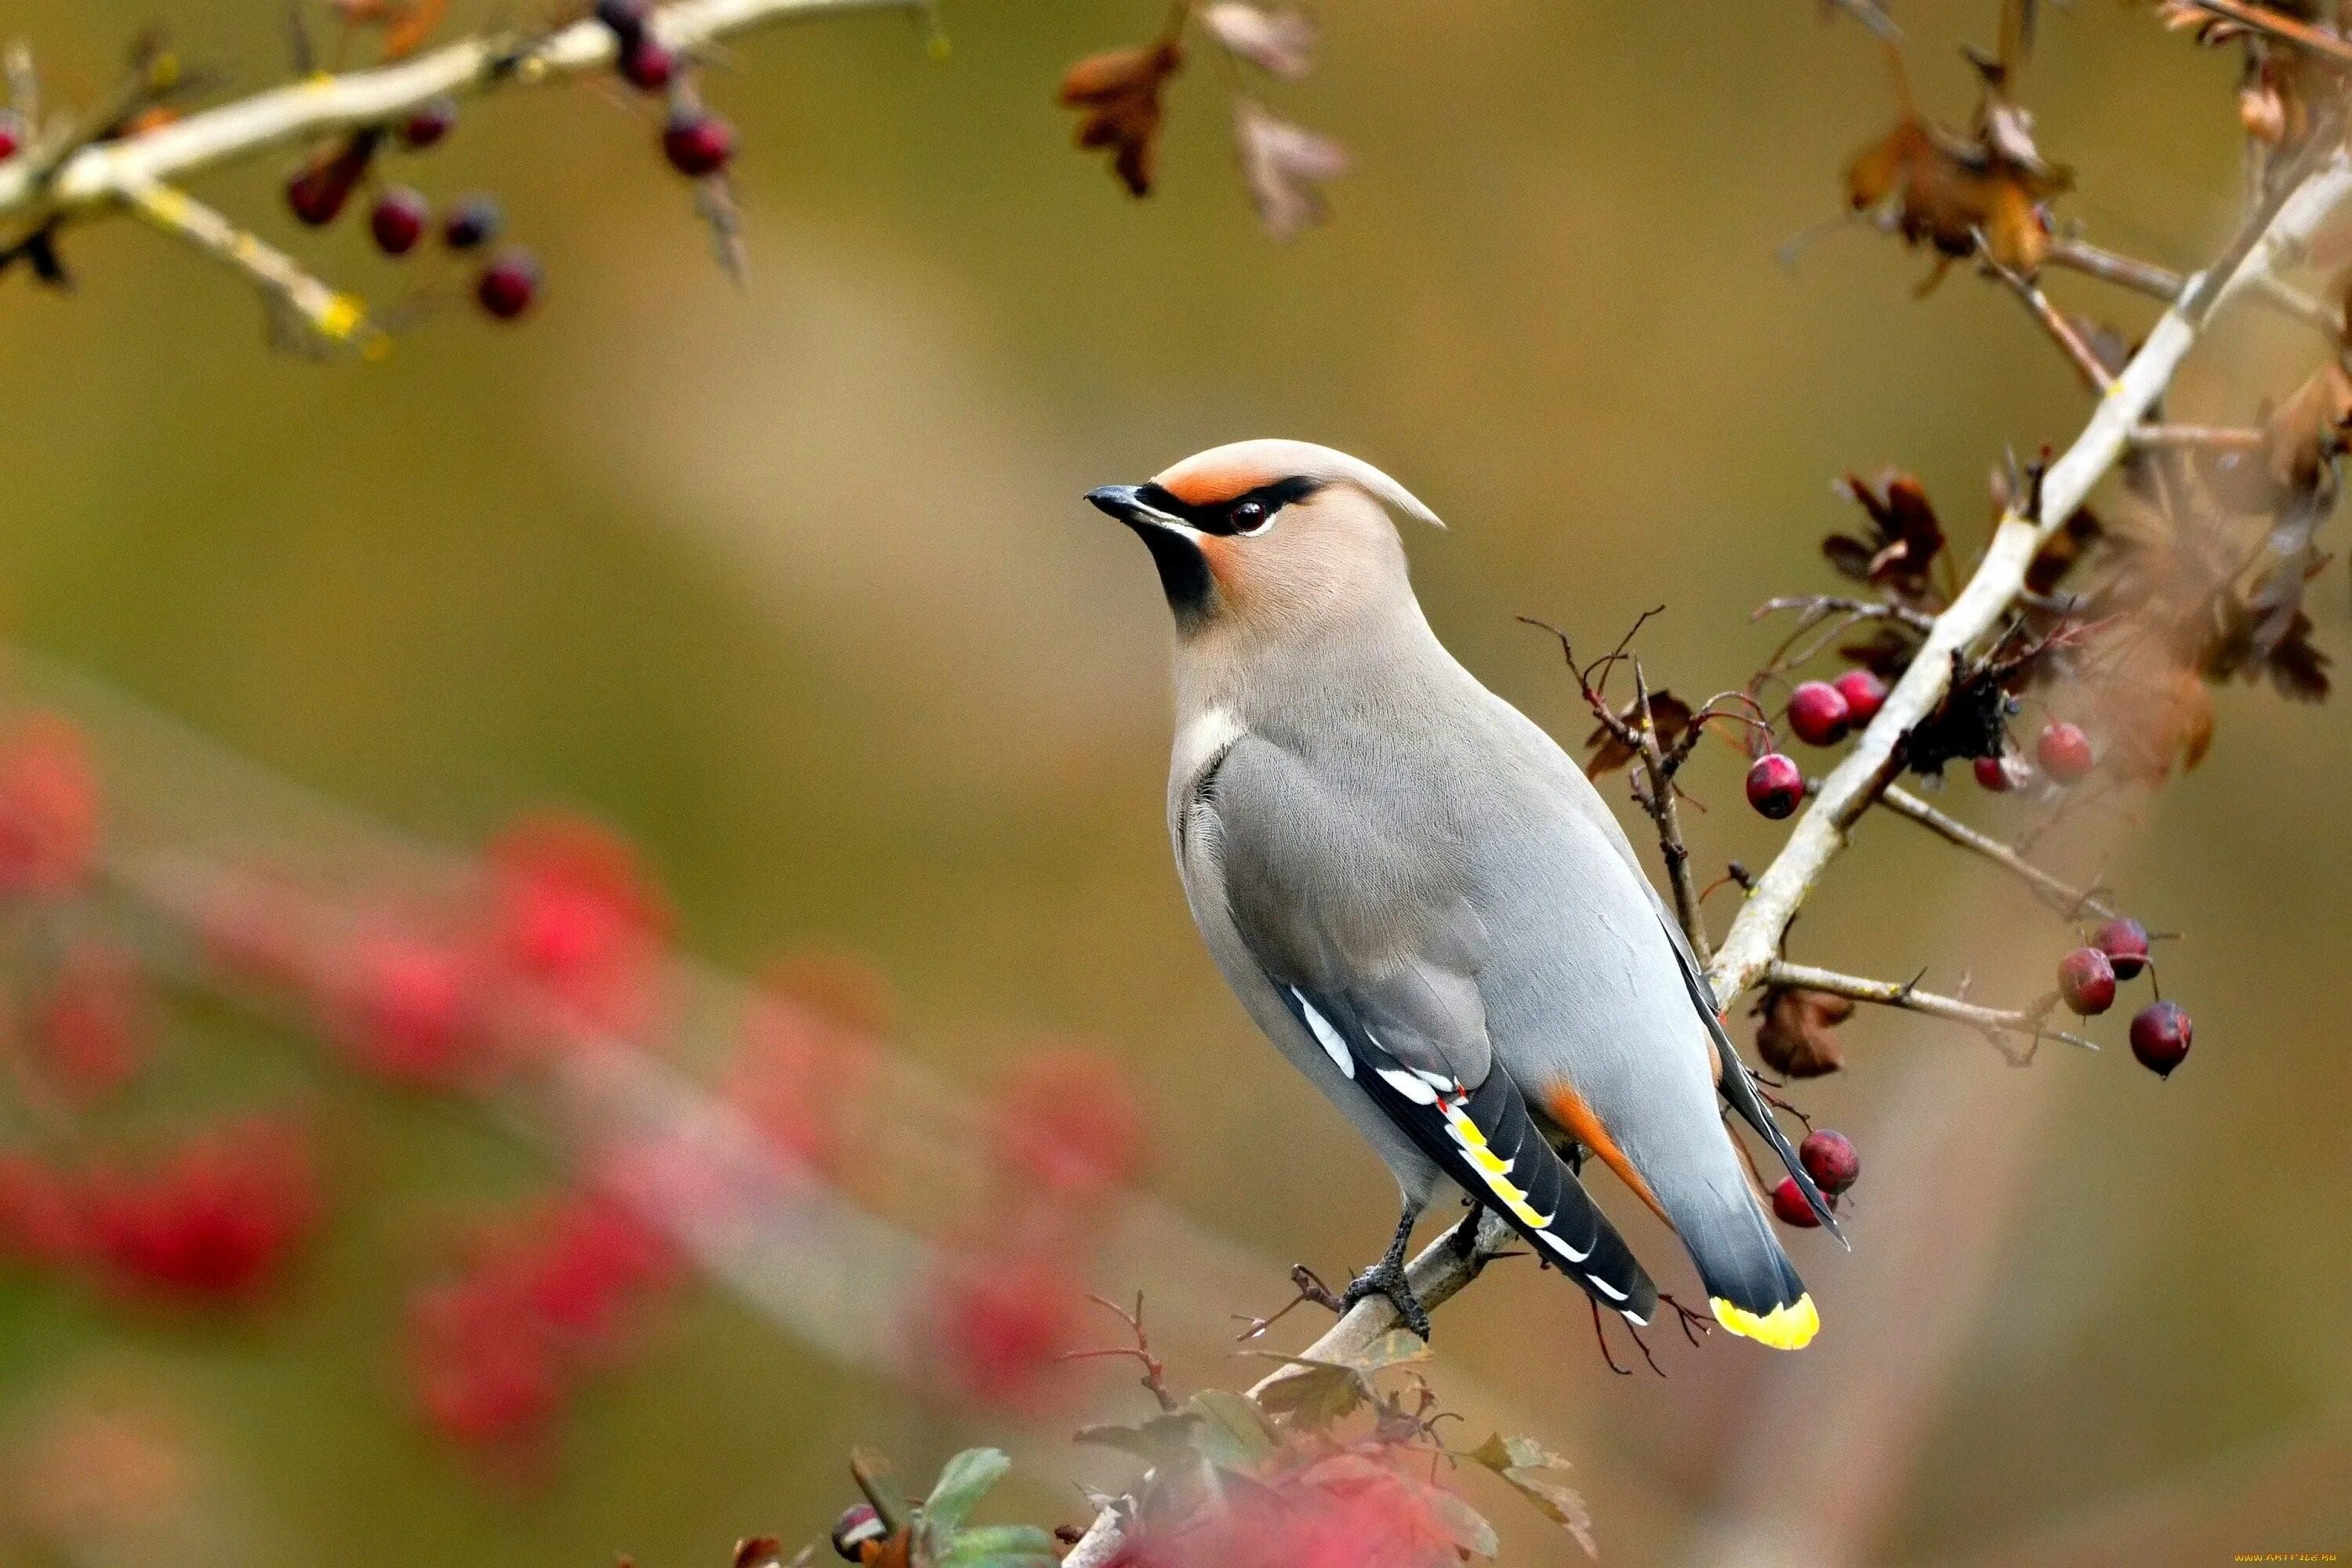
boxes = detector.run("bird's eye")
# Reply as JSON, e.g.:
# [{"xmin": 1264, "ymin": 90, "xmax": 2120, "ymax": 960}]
[{"xmin": 1230, "ymin": 499, "xmax": 1272, "ymax": 535}]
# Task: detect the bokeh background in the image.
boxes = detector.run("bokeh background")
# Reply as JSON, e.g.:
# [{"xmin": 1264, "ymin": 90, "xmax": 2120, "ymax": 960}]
[{"xmin": 1, "ymin": 0, "xmax": 2347, "ymax": 1563}]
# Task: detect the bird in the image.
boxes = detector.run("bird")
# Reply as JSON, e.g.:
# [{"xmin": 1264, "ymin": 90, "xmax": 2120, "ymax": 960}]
[{"xmin": 1087, "ymin": 438, "xmax": 1840, "ymax": 1350}]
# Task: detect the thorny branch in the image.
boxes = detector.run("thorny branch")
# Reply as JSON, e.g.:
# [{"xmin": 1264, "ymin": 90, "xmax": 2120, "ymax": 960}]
[
  {"xmin": 1879, "ymin": 783, "xmax": 2122, "ymax": 921},
  {"xmin": 1762, "ymin": 959, "xmax": 2096, "ymax": 1066}
]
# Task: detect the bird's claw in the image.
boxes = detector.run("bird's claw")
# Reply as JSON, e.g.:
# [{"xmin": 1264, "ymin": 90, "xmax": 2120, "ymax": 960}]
[{"xmin": 1339, "ymin": 1257, "xmax": 1432, "ymax": 1339}]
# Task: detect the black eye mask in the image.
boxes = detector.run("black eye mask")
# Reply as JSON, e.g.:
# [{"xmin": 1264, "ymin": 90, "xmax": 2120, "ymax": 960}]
[{"xmin": 1132, "ymin": 474, "xmax": 1326, "ymax": 536}]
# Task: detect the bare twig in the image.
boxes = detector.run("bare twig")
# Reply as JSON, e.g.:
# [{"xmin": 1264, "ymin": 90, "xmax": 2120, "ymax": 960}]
[
  {"xmin": 1880, "ymin": 784, "xmax": 2121, "ymax": 921},
  {"xmin": 1763, "ymin": 960, "xmax": 2096, "ymax": 1064},
  {"xmin": 1753, "ymin": 594, "xmax": 1938, "ymax": 635},
  {"xmin": 1065, "ymin": 1293, "xmax": 1179, "ymax": 1414},
  {"xmin": 2130, "ymin": 423, "xmax": 2267, "ymax": 452},
  {"xmin": 2170, "ymin": 0, "xmax": 2352, "ymax": 71},
  {"xmin": 118, "ymin": 175, "xmax": 380, "ymax": 352},
  {"xmin": 1632, "ymin": 661, "xmax": 1710, "ymax": 964},
  {"xmin": 1979, "ymin": 234, "xmax": 2116, "ymax": 392},
  {"xmin": 1706, "ymin": 141, "xmax": 2352, "ymax": 1010},
  {"xmin": 2044, "ymin": 234, "xmax": 2184, "ymax": 299}
]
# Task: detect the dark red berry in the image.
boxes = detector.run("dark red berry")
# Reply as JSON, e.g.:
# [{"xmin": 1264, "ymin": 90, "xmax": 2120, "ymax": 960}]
[
  {"xmin": 662, "ymin": 107, "xmax": 735, "ymax": 177},
  {"xmin": 441, "ymin": 194, "xmax": 503, "ymax": 251},
  {"xmin": 2092, "ymin": 917, "xmax": 2151, "ymax": 981},
  {"xmin": 369, "ymin": 187, "xmax": 430, "ymax": 256},
  {"xmin": 1798, "ymin": 1129, "xmax": 1860, "ymax": 1196},
  {"xmin": 2037, "ymin": 720, "xmax": 2095, "ymax": 784},
  {"xmin": 618, "ymin": 37, "xmax": 676, "ymax": 90},
  {"xmin": 285, "ymin": 144, "xmax": 372, "ymax": 226},
  {"xmin": 1745, "ymin": 753, "xmax": 1804, "ymax": 820},
  {"xmin": 2056, "ymin": 946, "xmax": 2116, "ymax": 1016},
  {"xmin": 475, "ymin": 248, "xmax": 541, "ymax": 321},
  {"xmin": 1770, "ymin": 1175, "xmax": 1824, "ymax": 1228},
  {"xmin": 1786, "ymin": 681, "xmax": 1851, "ymax": 747},
  {"xmin": 0, "ymin": 109, "xmax": 26, "ymax": 162},
  {"xmin": 1974, "ymin": 753, "xmax": 2016, "ymax": 792},
  {"xmin": 595, "ymin": 0, "xmax": 652, "ymax": 40},
  {"xmin": 2129, "ymin": 1000, "xmax": 2192, "ymax": 1077},
  {"xmin": 399, "ymin": 95, "xmax": 457, "ymax": 150},
  {"xmin": 831, "ymin": 1503, "xmax": 887, "ymax": 1561},
  {"xmin": 1831, "ymin": 669, "xmax": 1887, "ymax": 727}
]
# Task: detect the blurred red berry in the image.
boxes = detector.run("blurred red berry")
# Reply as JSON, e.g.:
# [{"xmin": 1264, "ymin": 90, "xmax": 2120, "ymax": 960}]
[
  {"xmin": 1831, "ymin": 669, "xmax": 1887, "ymax": 726},
  {"xmin": 724, "ymin": 980, "xmax": 877, "ymax": 1175},
  {"xmin": 595, "ymin": 0, "xmax": 652, "ymax": 40},
  {"xmin": 0, "ymin": 109, "xmax": 25, "ymax": 162},
  {"xmin": 198, "ymin": 868, "xmax": 316, "ymax": 993},
  {"xmin": 1973, "ymin": 753, "xmax": 2016, "ymax": 792},
  {"xmin": 2129, "ymin": 1000, "xmax": 2192, "ymax": 1076},
  {"xmin": 35, "ymin": 941, "xmax": 152, "ymax": 1105},
  {"xmin": 1744, "ymin": 753, "xmax": 1803, "ymax": 819},
  {"xmin": 1770, "ymin": 1175, "xmax": 1823, "ymax": 1227},
  {"xmin": 476, "ymin": 248, "xmax": 542, "ymax": 321},
  {"xmin": 1786, "ymin": 681, "xmax": 1850, "ymax": 746},
  {"xmin": 369, "ymin": 186, "xmax": 430, "ymax": 255},
  {"xmin": 1126, "ymin": 1461, "xmax": 1461, "ymax": 1568},
  {"xmin": 0, "ymin": 1152, "xmax": 82, "ymax": 1268},
  {"xmin": 662, "ymin": 107, "xmax": 736, "ymax": 176},
  {"xmin": 989, "ymin": 1049, "xmax": 1149, "ymax": 1203},
  {"xmin": 0, "ymin": 713, "xmax": 100, "ymax": 898},
  {"xmin": 2092, "ymin": 916, "xmax": 2151, "ymax": 980},
  {"xmin": 399, "ymin": 95, "xmax": 458, "ymax": 149},
  {"xmin": 441, "ymin": 193, "xmax": 503, "ymax": 250},
  {"xmin": 82, "ymin": 1118, "xmax": 321, "ymax": 1305},
  {"xmin": 407, "ymin": 1271, "xmax": 565, "ymax": 1451},
  {"xmin": 927, "ymin": 1250, "xmax": 1087, "ymax": 1414},
  {"xmin": 2036, "ymin": 721, "xmax": 2095, "ymax": 784},
  {"xmin": 619, "ymin": 37, "xmax": 676, "ymax": 90},
  {"xmin": 505, "ymin": 1192, "xmax": 676, "ymax": 1359},
  {"xmin": 1798, "ymin": 1129, "xmax": 1860, "ymax": 1196},
  {"xmin": 284, "ymin": 134, "xmax": 376, "ymax": 226},
  {"xmin": 327, "ymin": 929, "xmax": 487, "ymax": 1087},
  {"xmin": 488, "ymin": 815, "xmax": 670, "ymax": 1036},
  {"xmin": 2056, "ymin": 946, "xmax": 2116, "ymax": 1016}
]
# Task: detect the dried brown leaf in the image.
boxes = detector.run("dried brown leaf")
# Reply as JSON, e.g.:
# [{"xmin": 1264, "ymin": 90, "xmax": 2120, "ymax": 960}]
[
  {"xmin": 1754, "ymin": 986, "xmax": 1852, "ymax": 1078},
  {"xmin": 1233, "ymin": 99, "xmax": 1347, "ymax": 240},
  {"xmin": 1828, "ymin": 471, "xmax": 1947, "ymax": 597},
  {"xmin": 1059, "ymin": 37, "xmax": 1185, "ymax": 197},
  {"xmin": 1200, "ymin": 2, "xmax": 1317, "ymax": 78},
  {"xmin": 1583, "ymin": 691, "xmax": 1694, "ymax": 775}
]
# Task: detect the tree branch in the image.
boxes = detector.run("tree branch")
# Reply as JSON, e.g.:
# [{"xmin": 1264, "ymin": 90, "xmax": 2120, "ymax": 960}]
[
  {"xmin": 1878, "ymin": 784, "xmax": 2121, "ymax": 922},
  {"xmin": 0, "ymin": 0, "xmax": 925, "ymax": 222},
  {"xmin": 1705, "ymin": 141, "xmax": 2352, "ymax": 1010},
  {"xmin": 119, "ymin": 174, "xmax": 382, "ymax": 352},
  {"xmin": 1762, "ymin": 960, "xmax": 2096, "ymax": 1064}
]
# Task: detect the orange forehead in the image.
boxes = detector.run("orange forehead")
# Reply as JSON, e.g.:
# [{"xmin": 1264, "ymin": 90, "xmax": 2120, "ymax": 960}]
[{"xmin": 1154, "ymin": 453, "xmax": 1287, "ymax": 508}]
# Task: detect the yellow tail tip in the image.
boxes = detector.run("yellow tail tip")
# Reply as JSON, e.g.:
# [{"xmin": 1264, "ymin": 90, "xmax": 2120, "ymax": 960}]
[{"xmin": 1710, "ymin": 1293, "xmax": 1820, "ymax": 1350}]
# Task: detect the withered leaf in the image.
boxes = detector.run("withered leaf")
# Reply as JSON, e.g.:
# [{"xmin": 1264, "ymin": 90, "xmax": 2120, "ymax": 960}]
[
  {"xmin": 2261, "ymin": 361, "xmax": 2352, "ymax": 499},
  {"xmin": 1583, "ymin": 689, "xmax": 1694, "ymax": 775},
  {"xmin": 1828, "ymin": 471, "xmax": 1947, "ymax": 598},
  {"xmin": 2025, "ymin": 506, "xmax": 2103, "ymax": 595},
  {"xmin": 1200, "ymin": 2, "xmax": 1317, "ymax": 78},
  {"xmin": 1900, "ymin": 651, "xmax": 2013, "ymax": 776},
  {"xmin": 1755, "ymin": 985, "xmax": 1853, "ymax": 1078},
  {"xmin": 1464, "ymin": 1434, "xmax": 1596, "ymax": 1559},
  {"xmin": 1059, "ymin": 36, "xmax": 1185, "ymax": 197},
  {"xmin": 1232, "ymin": 99, "xmax": 1347, "ymax": 241},
  {"xmin": 1250, "ymin": 1357, "xmax": 1369, "ymax": 1429}
]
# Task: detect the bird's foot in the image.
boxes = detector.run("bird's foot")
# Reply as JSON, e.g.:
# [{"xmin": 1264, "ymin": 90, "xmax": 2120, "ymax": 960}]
[{"xmin": 1339, "ymin": 1256, "xmax": 1432, "ymax": 1339}]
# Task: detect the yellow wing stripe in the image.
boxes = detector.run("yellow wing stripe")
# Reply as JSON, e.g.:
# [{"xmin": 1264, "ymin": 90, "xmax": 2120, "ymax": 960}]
[
  {"xmin": 1439, "ymin": 1100, "xmax": 1552, "ymax": 1230},
  {"xmin": 1710, "ymin": 1293, "xmax": 1820, "ymax": 1350}
]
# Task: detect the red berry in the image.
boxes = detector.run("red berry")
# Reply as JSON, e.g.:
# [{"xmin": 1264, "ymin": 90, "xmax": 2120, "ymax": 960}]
[
  {"xmin": 475, "ymin": 248, "xmax": 542, "ymax": 321},
  {"xmin": 369, "ymin": 186, "xmax": 430, "ymax": 256},
  {"xmin": 1786, "ymin": 681, "xmax": 1851, "ymax": 747},
  {"xmin": 399, "ymin": 95, "xmax": 457, "ymax": 149},
  {"xmin": 596, "ymin": 0, "xmax": 652, "ymax": 40},
  {"xmin": 1745, "ymin": 753, "xmax": 1804, "ymax": 820},
  {"xmin": 618, "ymin": 37, "xmax": 676, "ymax": 90},
  {"xmin": 2036, "ymin": 720, "xmax": 2095, "ymax": 784},
  {"xmin": 1770, "ymin": 1175, "xmax": 1824, "ymax": 1228},
  {"xmin": 1798, "ymin": 1129, "xmax": 1860, "ymax": 1196},
  {"xmin": 0, "ymin": 109, "xmax": 26, "ymax": 162},
  {"xmin": 2092, "ymin": 917, "xmax": 2151, "ymax": 980},
  {"xmin": 1973, "ymin": 753, "xmax": 2016, "ymax": 792},
  {"xmin": 2056, "ymin": 946, "xmax": 2116, "ymax": 1016},
  {"xmin": 662, "ymin": 107, "xmax": 735, "ymax": 176},
  {"xmin": 1831, "ymin": 669, "xmax": 1887, "ymax": 726},
  {"xmin": 832, "ymin": 1504, "xmax": 887, "ymax": 1560},
  {"xmin": 285, "ymin": 134, "xmax": 376, "ymax": 226},
  {"xmin": 2129, "ymin": 1000, "xmax": 2192, "ymax": 1077},
  {"xmin": 441, "ymin": 194, "xmax": 503, "ymax": 251}
]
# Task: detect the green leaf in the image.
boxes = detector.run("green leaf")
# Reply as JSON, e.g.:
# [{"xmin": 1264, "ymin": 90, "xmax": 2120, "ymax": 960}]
[
  {"xmin": 1183, "ymin": 1390, "xmax": 1281, "ymax": 1470},
  {"xmin": 1422, "ymin": 1487, "xmax": 1500, "ymax": 1559},
  {"xmin": 1463, "ymin": 1433, "xmax": 1595, "ymax": 1559},
  {"xmin": 1249, "ymin": 1359, "xmax": 1368, "ymax": 1431},
  {"xmin": 1074, "ymin": 1417, "xmax": 1200, "ymax": 1468},
  {"xmin": 1326, "ymin": 1329, "xmax": 1435, "ymax": 1374},
  {"xmin": 935, "ymin": 1523, "xmax": 1061, "ymax": 1568},
  {"xmin": 923, "ymin": 1447, "xmax": 1011, "ymax": 1536}
]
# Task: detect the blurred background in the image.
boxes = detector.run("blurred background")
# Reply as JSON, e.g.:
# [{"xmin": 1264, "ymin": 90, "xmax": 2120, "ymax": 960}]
[{"xmin": 0, "ymin": 0, "xmax": 2347, "ymax": 1563}]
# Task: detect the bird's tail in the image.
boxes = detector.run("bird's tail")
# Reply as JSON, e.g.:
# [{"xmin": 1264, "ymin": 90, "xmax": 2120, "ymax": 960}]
[{"xmin": 1672, "ymin": 1174, "xmax": 1818, "ymax": 1350}]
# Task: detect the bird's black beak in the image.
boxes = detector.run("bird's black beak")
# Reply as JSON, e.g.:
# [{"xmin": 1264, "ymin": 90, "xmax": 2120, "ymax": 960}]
[
  {"xmin": 1087, "ymin": 485, "xmax": 1155, "ymax": 526},
  {"xmin": 1089, "ymin": 484, "xmax": 1214, "ymax": 626}
]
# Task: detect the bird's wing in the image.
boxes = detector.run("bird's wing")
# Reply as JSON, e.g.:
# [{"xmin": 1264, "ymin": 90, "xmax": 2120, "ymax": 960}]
[{"xmin": 1202, "ymin": 734, "xmax": 1659, "ymax": 1321}]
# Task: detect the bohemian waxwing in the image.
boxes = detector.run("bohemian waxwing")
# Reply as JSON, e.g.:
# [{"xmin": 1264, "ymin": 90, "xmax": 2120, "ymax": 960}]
[{"xmin": 1089, "ymin": 439, "xmax": 1839, "ymax": 1349}]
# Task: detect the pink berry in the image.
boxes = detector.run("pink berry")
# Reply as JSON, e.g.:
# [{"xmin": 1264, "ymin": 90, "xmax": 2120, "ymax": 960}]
[
  {"xmin": 2092, "ymin": 917, "xmax": 2151, "ymax": 981},
  {"xmin": 1798, "ymin": 1129, "xmax": 1860, "ymax": 1196},
  {"xmin": 2129, "ymin": 1000, "xmax": 2191, "ymax": 1077},
  {"xmin": 369, "ymin": 186, "xmax": 430, "ymax": 256},
  {"xmin": 475, "ymin": 248, "xmax": 541, "ymax": 321},
  {"xmin": 2037, "ymin": 721, "xmax": 2095, "ymax": 784},
  {"xmin": 1786, "ymin": 681, "xmax": 1851, "ymax": 747},
  {"xmin": 399, "ymin": 95, "xmax": 457, "ymax": 149},
  {"xmin": 0, "ymin": 109, "xmax": 25, "ymax": 162},
  {"xmin": 1974, "ymin": 753, "xmax": 2016, "ymax": 792},
  {"xmin": 1831, "ymin": 669, "xmax": 1887, "ymax": 726},
  {"xmin": 662, "ymin": 107, "xmax": 735, "ymax": 176},
  {"xmin": 2056, "ymin": 946, "xmax": 2116, "ymax": 1016},
  {"xmin": 1770, "ymin": 1175, "xmax": 1824, "ymax": 1228},
  {"xmin": 619, "ymin": 37, "xmax": 676, "ymax": 90},
  {"xmin": 1745, "ymin": 753, "xmax": 1804, "ymax": 820}
]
